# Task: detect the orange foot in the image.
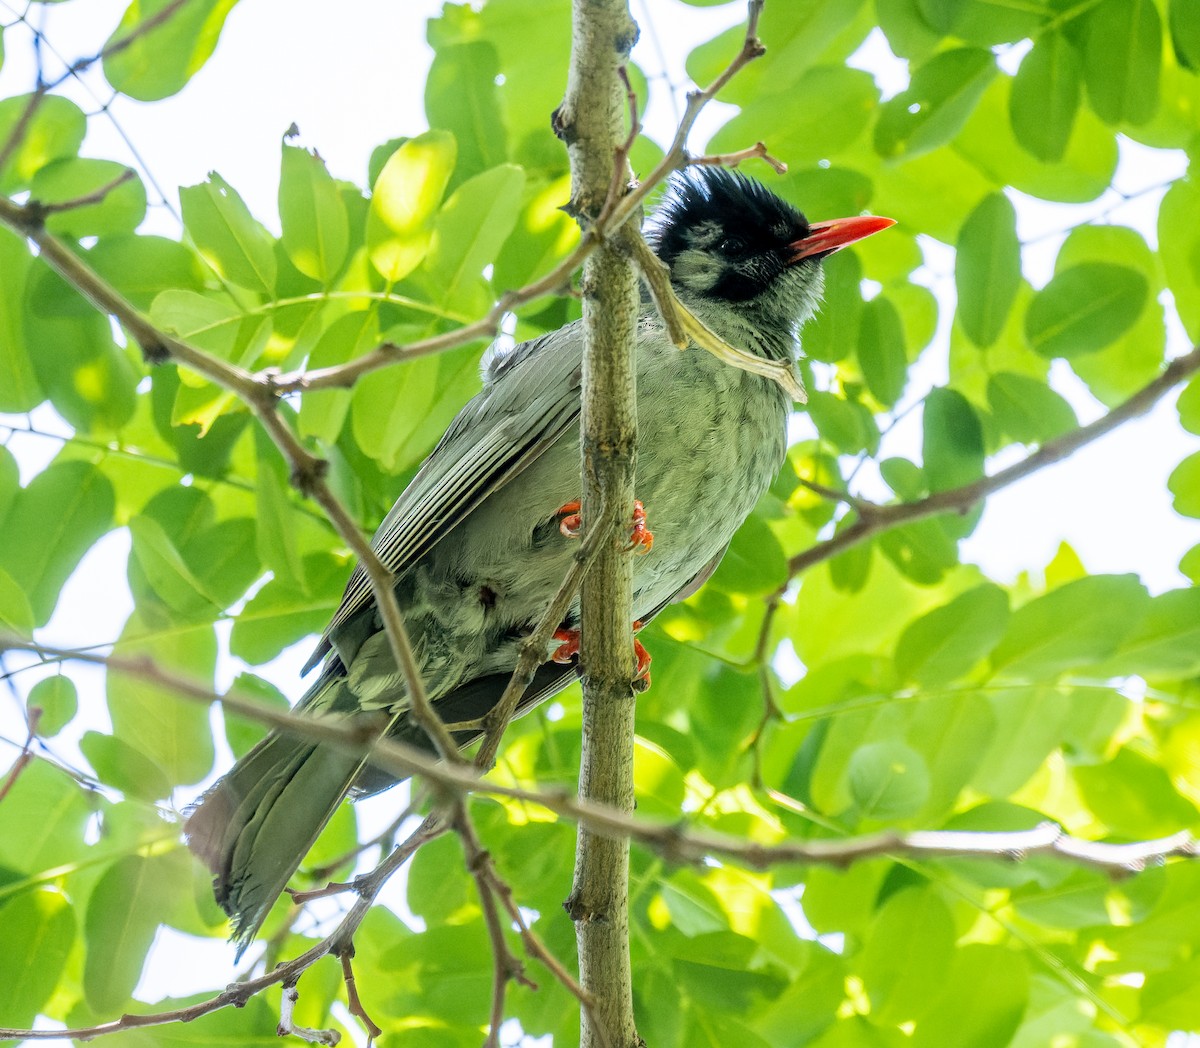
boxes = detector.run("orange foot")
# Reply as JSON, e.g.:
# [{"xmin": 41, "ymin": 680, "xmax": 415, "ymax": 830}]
[
  {"xmin": 552, "ymin": 621, "xmax": 652, "ymax": 688},
  {"xmin": 556, "ymin": 499, "xmax": 654, "ymax": 554}
]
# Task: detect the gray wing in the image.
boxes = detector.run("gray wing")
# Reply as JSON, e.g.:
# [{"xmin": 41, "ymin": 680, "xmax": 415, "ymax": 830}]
[{"xmin": 303, "ymin": 321, "xmax": 585, "ymax": 673}]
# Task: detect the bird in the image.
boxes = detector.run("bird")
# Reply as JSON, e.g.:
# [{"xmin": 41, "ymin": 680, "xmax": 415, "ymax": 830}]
[{"xmin": 185, "ymin": 167, "xmax": 895, "ymax": 948}]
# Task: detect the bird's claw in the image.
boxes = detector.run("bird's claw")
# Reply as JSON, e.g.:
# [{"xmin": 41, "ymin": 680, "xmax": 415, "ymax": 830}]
[
  {"xmin": 550, "ymin": 621, "xmax": 652, "ymax": 689},
  {"xmin": 628, "ymin": 502, "xmax": 653, "ymax": 554},
  {"xmin": 556, "ymin": 499, "xmax": 654, "ymax": 554},
  {"xmin": 556, "ymin": 500, "xmax": 582, "ymax": 540}
]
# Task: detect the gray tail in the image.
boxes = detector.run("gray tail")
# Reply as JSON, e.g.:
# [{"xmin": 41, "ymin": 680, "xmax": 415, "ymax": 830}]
[{"xmin": 184, "ymin": 678, "xmax": 366, "ymax": 951}]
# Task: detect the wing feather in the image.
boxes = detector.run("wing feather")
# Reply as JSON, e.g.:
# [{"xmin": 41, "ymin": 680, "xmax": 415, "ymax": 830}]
[{"xmin": 302, "ymin": 322, "xmax": 585, "ymax": 673}]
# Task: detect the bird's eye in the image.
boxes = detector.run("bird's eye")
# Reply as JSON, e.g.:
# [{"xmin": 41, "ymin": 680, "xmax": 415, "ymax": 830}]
[{"xmin": 719, "ymin": 236, "xmax": 747, "ymax": 256}]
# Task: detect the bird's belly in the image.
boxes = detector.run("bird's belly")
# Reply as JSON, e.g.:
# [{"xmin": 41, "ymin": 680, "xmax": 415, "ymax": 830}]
[{"xmin": 426, "ymin": 345, "xmax": 788, "ymax": 668}]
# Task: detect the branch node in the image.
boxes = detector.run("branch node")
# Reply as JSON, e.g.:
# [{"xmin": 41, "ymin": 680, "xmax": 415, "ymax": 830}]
[
  {"xmin": 139, "ymin": 339, "xmax": 172, "ymax": 366},
  {"xmin": 290, "ymin": 454, "xmax": 330, "ymax": 497}
]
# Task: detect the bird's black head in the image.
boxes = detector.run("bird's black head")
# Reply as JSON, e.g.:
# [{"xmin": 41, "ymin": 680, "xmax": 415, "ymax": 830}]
[
  {"xmin": 648, "ymin": 168, "xmax": 893, "ymax": 358},
  {"xmin": 651, "ymin": 168, "xmax": 809, "ymax": 303}
]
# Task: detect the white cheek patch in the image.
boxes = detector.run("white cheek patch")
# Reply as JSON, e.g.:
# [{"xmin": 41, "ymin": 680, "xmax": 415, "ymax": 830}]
[{"xmin": 673, "ymin": 247, "xmax": 725, "ymax": 294}]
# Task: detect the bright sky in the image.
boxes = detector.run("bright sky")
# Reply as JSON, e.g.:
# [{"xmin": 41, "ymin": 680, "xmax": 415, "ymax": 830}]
[{"xmin": 0, "ymin": 0, "xmax": 1196, "ymax": 1038}]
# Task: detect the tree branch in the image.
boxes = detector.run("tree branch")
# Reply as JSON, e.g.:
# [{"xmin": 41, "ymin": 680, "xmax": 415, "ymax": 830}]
[
  {"xmin": 782, "ymin": 343, "xmax": 1200, "ymax": 581},
  {"xmin": 555, "ymin": 0, "xmax": 643, "ymax": 1044}
]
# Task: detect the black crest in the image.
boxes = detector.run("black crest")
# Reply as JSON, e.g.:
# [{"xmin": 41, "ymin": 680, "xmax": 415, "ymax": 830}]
[
  {"xmin": 648, "ymin": 168, "xmax": 812, "ymax": 302},
  {"xmin": 651, "ymin": 169, "xmax": 808, "ymax": 263}
]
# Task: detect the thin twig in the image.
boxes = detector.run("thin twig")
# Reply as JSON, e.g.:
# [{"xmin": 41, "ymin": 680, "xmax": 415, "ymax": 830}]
[
  {"xmin": 470, "ymin": 503, "xmax": 612, "ymax": 772},
  {"xmin": 782, "ymin": 343, "xmax": 1200, "ymax": 583},
  {"xmin": 0, "ymin": 706, "xmax": 40, "ymax": 806},
  {"xmin": 337, "ymin": 950, "xmax": 382, "ymax": 1043},
  {"xmin": 30, "ymin": 168, "xmax": 136, "ymax": 215}
]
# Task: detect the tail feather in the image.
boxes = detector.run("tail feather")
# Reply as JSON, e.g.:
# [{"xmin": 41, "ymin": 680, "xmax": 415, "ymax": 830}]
[{"xmin": 185, "ymin": 678, "xmax": 370, "ymax": 951}]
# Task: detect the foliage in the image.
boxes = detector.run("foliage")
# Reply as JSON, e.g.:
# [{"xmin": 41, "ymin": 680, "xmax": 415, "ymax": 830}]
[{"xmin": 1, "ymin": 0, "xmax": 1200, "ymax": 1045}]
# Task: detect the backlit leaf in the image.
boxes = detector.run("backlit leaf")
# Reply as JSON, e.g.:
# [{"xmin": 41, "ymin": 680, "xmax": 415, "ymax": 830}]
[
  {"xmin": 180, "ymin": 173, "xmax": 277, "ymax": 294},
  {"xmin": 0, "ymin": 460, "xmax": 114, "ymax": 625},
  {"xmin": 1025, "ymin": 262, "xmax": 1147, "ymax": 358},
  {"xmin": 955, "ymin": 192, "xmax": 1020, "ymax": 348},
  {"xmin": 874, "ymin": 48, "xmax": 996, "ymax": 160},
  {"xmin": 990, "ymin": 574, "xmax": 1149, "ymax": 679},
  {"xmin": 279, "ymin": 142, "xmax": 350, "ymax": 283},
  {"xmin": 367, "ymin": 130, "xmax": 457, "ymax": 283},
  {"xmin": 1079, "ymin": 0, "xmax": 1162, "ymax": 126},
  {"xmin": 1010, "ymin": 32, "xmax": 1080, "ymax": 162},
  {"xmin": 103, "ymin": 0, "xmax": 240, "ymax": 101},
  {"xmin": 0, "ymin": 889, "xmax": 75, "ymax": 1027},
  {"xmin": 895, "ymin": 583, "xmax": 1009, "ymax": 686}
]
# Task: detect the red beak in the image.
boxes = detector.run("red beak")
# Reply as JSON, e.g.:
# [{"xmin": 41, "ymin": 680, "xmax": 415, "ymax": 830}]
[{"xmin": 787, "ymin": 214, "xmax": 896, "ymax": 263}]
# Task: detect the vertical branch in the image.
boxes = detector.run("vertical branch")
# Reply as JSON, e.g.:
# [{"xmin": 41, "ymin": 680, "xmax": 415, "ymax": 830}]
[{"xmin": 554, "ymin": 2, "xmax": 642, "ymax": 1046}]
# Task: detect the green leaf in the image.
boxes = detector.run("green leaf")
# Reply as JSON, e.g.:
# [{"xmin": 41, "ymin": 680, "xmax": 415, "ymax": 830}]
[
  {"xmin": 802, "ymin": 249, "xmax": 862, "ymax": 364},
  {"xmin": 127, "ymin": 486, "xmax": 260, "ymax": 612},
  {"xmin": 254, "ymin": 426, "xmax": 307, "ymax": 589},
  {"xmin": 0, "ymin": 228, "xmax": 42, "ymax": 412},
  {"xmin": 1169, "ymin": 451, "xmax": 1200, "ymax": 518},
  {"xmin": 107, "ymin": 610, "xmax": 216, "ymax": 788},
  {"xmin": 422, "ymin": 163, "xmax": 525, "ymax": 311},
  {"xmin": 89, "ymin": 234, "xmax": 208, "ymax": 309},
  {"xmin": 807, "ymin": 390, "xmax": 878, "ymax": 455},
  {"xmin": 922, "ymin": 387, "xmax": 983, "ymax": 491},
  {"xmin": 859, "ymin": 887, "xmax": 955, "ymax": 1024},
  {"xmin": 986, "ymin": 372, "xmax": 1078, "ymax": 445},
  {"xmin": 990, "ymin": 574, "xmax": 1149, "ymax": 679},
  {"xmin": 352, "ymin": 339, "xmax": 484, "ymax": 472},
  {"xmin": 0, "ymin": 889, "xmax": 75, "ymax": 1027},
  {"xmin": 877, "ymin": 0, "xmax": 941, "ymax": 59},
  {"xmin": 912, "ymin": 944, "xmax": 1028, "ymax": 1047},
  {"xmin": 84, "ymin": 854, "xmax": 175, "ymax": 1012},
  {"xmin": 425, "ymin": 40, "xmax": 508, "ymax": 185},
  {"xmin": 895, "ymin": 583, "xmax": 1009, "ymax": 686},
  {"xmin": 1010, "ymin": 32, "xmax": 1081, "ymax": 162},
  {"xmin": 955, "ymin": 77, "xmax": 1119, "ymax": 204},
  {"xmin": 955, "ymin": 192, "xmax": 1021, "ymax": 348},
  {"xmin": 102, "ymin": 0, "xmax": 240, "ymax": 101},
  {"xmin": 1179, "ymin": 377, "xmax": 1200, "ymax": 435},
  {"xmin": 180, "ymin": 173, "xmax": 277, "ymax": 294},
  {"xmin": 848, "ymin": 740, "xmax": 930, "ymax": 820},
  {"xmin": 708, "ymin": 512, "xmax": 787, "ymax": 596},
  {"xmin": 685, "ymin": 0, "xmax": 870, "ymax": 103},
  {"xmin": 27, "ymin": 674, "xmax": 78, "ymax": 737},
  {"xmin": 1025, "ymin": 262, "xmax": 1147, "ymax": 358},
  {"xmin": 0, "ymin": 460, "xmax": 115, "ymax": 625},
  {"xmin": 408, "ymin": 834, "xmax": 472, "ymax": 925},
  {"xmin": 1073, "ymin": 747, "xmax": 1199, "ymax": 836},
  {"xmin": 224, "ymin": 673, "xmax": 290, "ymax": 758},
  {"xmin": 0, "ymin": 565, "xmax": 34, "ymax": 635},
  {"xmin": 708, "ymin": 66, "xmax": 878, "ymax": 166},
  {"xmin": 297, "ymin": 311, "xmax": 378, "ymax": 443},
  {"xmin": 874, "ymin": 48, "xmax": 996, "ymax": 160},
  {"xmin": 25, "ymin": 310, "xmax": 139, "ymax": 433},
  {"xmin": 367, "ymin": 130, "xmax": 457, "ymax": 282},
  {"xmin": 1079, "ymin": 0, "xmax": 1162, "ymax": 126},
  {"xmin": 1159, "ymin": 178, "xmax": 1200, "ymax": 342},
  {"xmin": 80, "ymin": 730, "xmax": 173, "ymax": 801},
  {"xmin": 129, "ymin": 514, "xmax": 222, "ymax": 617},
  {"xmin": 30, "ymin": 158, "xmax": 146, "ymax": 238},
  {"xmin": 230, "ymin": 552, "xmax": 345, "ymax": 665},
  {"xmin": 1142, "ymin": 957, "xmax": 1200, "ymax": 1028},
  {"xmin": 917, "ymin": 0, "xmax": 1043, "ymax": 44},
  {"xmin": 857, "ymin": 297, "xmax": 907, "ymax": 407},
  {"xmin": 0, "ymin": 760, "xmax": 93, "ymax": 876},
  {"xmin": 0, "ymin": 94, "xmax": 86, "ymax": 192},
  {"xmin": 1091, "ymin": 588, "xmax": 1200, "ymax": 679},
  {"xmin": 1171, "ymin": 0, "xmax": 1200, "ymax": 69},
  {"xmin": 279, "ymin": 141, "xmax": 350, "ymax": 283}
]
